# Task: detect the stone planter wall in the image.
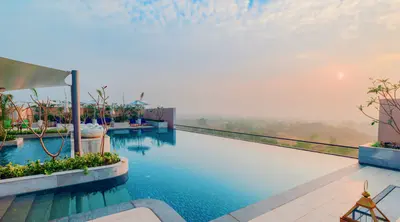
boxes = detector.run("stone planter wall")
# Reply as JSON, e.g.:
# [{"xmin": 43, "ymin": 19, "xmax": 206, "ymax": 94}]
[
  {"xmin": 359, "ymin": 144, "xmax": 400, "ymax": 170},
  {"xmin": 0, "ymin": 157, "xmax": 128, "ymax": 197},
  {"xmin": 147, "ymin": 120, "xmax": 168, "ymax": 128}
]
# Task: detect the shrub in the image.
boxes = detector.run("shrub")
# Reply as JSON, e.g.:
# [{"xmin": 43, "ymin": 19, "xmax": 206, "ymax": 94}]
[
  {"xmin": 7, "ymin": 128, "xmax": 68, "ymax": 135},
  {"xmin": 0, "ymin": 134, "xmax": 16, "ymax": 141},
  {"xmin": 0, "ymin": 152, "xmax": 120, "ymax": 179}
]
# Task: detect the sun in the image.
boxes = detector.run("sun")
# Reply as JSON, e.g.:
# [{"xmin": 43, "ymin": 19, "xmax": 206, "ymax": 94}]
[{"xmin": 337, "ymin": 72, "xmax": 345, "ymax": 80}]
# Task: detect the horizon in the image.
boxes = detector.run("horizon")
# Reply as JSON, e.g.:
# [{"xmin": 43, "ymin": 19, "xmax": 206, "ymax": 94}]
[{"xmin": 1, "ymin": 0, "xmax": 399, "ymax": 122}]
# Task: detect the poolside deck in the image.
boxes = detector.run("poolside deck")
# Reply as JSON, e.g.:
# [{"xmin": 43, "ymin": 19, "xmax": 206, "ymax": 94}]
[
  {"xmin": 213, "ymin": 164, "xmax": 400, "ymax": 222},
  {"xmin": 90, "ymin": 207, "xmax": 160, "ymax": 222}
]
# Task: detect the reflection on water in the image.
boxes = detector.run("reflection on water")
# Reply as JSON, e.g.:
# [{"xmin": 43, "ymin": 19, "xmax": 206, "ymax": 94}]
[
  {"xmin": 108, "ymin": 128, "xmax": 176, "ymax": 155},
  {"xmin": 0, "ymin": 138, "xmax": 71, "ymax": 166}
]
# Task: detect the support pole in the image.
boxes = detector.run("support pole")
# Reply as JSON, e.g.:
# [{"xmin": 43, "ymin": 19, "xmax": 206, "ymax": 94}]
[{"xmin": 71, "ymin": 70, "xmax": 81, "ymax": 155}]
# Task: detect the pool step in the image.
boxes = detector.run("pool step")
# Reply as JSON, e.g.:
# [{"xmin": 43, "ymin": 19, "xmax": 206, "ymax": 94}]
[
  {"xmin": 1, "ymin": 194, "xmax": 36, "ymax": 222},
  {"xmin": 0, "ymin": 195, "xmax": 16, "ymax": 220},
  {"xmin": 73, "ymin": 192, "xmax": 90, "ymax": 214},
  {"xmin": 26, "ymin": 193, "xmax": 54, "ymax": 222},
  {"xmin": 49, "ymin": 192, "xmax": 71, "ymax": 220},
  {"xmin": 104, "ymin": 187, "xmax": 131, "ymax": 206},
  {"xmin": 87, "ymin": 192, "xmax": 106, "ymax": 211}
]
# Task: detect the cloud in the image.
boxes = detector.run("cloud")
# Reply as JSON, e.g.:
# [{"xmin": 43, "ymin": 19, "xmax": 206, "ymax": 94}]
[{"xmin": 35, "ymin": 0, "xmax": 400, "ymax": 40}]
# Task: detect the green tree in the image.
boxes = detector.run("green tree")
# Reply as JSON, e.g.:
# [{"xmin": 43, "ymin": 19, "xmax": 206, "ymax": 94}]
[
  {"xmin": 0, "ymin": 93, "xmax": 13, "ymax": 121},
  {"xmin": 197, "ymin": 118, "xmax": 207, "ymax": 126}
]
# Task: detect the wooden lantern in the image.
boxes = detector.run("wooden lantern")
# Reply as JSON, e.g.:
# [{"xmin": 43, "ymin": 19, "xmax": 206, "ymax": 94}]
[{"xmin": 340, "ymin": 181, "xmax": 390, "ymax": 222}]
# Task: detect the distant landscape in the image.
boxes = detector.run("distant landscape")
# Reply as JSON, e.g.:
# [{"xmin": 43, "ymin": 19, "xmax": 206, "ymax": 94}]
[{"xmin": 176, "ymin": 116, "xmax": 377, "ymax": 157}]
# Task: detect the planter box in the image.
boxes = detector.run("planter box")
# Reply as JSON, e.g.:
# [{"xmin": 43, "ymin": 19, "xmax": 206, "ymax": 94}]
[
  {"xmin": 359, "ymin": 144, "xmax": 400, "ymax": 170},
  {"xmin": 70, "ymin": 135, "xmax": 111, "ymax": 157},
  {"xmin": 0, "ymin": 157, "xmax": 128, "ymax": 197},
  {"xmin": 147, "ymin": 120, "xmax": 168, "ymax": 128}
]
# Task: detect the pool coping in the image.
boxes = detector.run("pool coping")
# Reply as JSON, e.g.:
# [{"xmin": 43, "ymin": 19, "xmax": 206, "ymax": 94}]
[
  {"xmin": 211, "ymin": 163, "xmax": 363, "ymax": 222},
  {"xmin": 0, "ymin": 157, "xmax": 129, "ymax": 197},
  {"xmin": 49, "ymin": 199, "xmax": 185, "ymax": 222}
]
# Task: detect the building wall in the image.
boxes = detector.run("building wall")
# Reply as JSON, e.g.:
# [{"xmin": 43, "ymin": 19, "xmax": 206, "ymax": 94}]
[
  {"xmin": 144, "ymin": 108, "xmax": 176, "ymax": 129},
  {"xmin": 378, "ymin": 99, "xmax": 400, "ymax": 143}
]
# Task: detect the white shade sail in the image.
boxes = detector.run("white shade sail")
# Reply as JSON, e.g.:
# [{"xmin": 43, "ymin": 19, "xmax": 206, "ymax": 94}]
[{"xmin": 0, "ymin": 57, "xmax": 70, "ymax": 91}]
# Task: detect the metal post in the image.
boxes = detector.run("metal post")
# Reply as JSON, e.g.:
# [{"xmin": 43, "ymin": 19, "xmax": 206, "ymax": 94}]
[{"xmin": 71, "ymin": 70, "xmax": 81, "ymax": 155}]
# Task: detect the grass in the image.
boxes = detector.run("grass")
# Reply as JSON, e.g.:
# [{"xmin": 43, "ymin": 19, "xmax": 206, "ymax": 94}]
[{"xmin": 176, "ymin": 125, "xmax": 358, "ymax": 158}]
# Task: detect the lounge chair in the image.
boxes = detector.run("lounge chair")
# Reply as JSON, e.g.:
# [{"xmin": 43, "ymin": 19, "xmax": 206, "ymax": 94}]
[
  {"xmin": 129, "ymin": 119, "xmax": 137, "ymax": 126},
  {"xmin": 3, "ymin": 119, "xmax": 12, "ymax": 129},
  {"xmin": 85, "ymin": 118, "xmax": 92, "ymax": 124},
  {"xmin": 97, "ymin": 118, "xmax": 111, "ymax": 125},
  {"xmin": 21, "ymin": 119, "xmax": 29, "ymax": 129}
]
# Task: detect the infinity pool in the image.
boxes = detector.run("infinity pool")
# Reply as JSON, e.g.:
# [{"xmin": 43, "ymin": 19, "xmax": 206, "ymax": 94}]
[{"xmin": 0, "ymin": 129, "xmax": 356, "ymax": 221}]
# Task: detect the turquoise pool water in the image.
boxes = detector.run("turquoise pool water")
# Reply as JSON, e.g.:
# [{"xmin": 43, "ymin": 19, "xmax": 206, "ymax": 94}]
[{"xmin": 0, "ymin": 129, "xmax": 356, "ymax": 221}]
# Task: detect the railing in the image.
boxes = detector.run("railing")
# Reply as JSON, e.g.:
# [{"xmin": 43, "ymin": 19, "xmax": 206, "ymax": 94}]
[{"xmin": 175, "ymin": 124, "xmax": 359, "ymax": 158}]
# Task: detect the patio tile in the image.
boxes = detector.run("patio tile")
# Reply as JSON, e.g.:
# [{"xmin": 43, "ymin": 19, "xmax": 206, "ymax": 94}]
[
  {"xmin": 89, "ymin": 207, "xmax": 161, "ymax": 222},
  {"xmin": 295, "ymin": 209, "xmax": 337, "ymax": 222},
  {"xmin": 250, "ymin": 166, "xmax": 400, "ymax": 222}
]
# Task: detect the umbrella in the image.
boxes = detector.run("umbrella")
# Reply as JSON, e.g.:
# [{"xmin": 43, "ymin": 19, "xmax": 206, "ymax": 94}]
[
  {"xmin": 127, "ymin": 100, "xmax": 149, "ymax": 106},
  {"xmin": 81, "ymin": 100, "xmax": 96, "ymax": 106}
]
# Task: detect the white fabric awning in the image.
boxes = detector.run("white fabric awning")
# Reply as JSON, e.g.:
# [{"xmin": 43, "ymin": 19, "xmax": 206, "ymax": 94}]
[{"xmin": 0, "ymin": 57, "xmax": 70, "ymax": 91}]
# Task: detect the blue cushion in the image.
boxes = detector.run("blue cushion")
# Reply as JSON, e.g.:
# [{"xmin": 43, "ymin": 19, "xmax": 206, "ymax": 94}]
[{"xmin": 85, "ymin": 118, "xmax": 92, "ymax": 124}]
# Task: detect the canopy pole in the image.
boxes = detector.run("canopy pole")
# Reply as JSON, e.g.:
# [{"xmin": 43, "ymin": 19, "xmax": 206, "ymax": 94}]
[{"xmin": 71, "ymin": 70, "xmax": 81, "ymax": 155}]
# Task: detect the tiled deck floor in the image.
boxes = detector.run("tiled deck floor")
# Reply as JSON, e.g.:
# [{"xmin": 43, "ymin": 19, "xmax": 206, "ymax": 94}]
[
  {"xmin": 89, "ymin": 207, "xmax": 161, "ymax": 222},
  {"xmin": 251, "ymin": 166, "xmax": 400, "ymax": 222}
]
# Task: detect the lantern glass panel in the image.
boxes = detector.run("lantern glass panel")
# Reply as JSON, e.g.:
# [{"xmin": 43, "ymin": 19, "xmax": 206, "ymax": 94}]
[{"xmin": 350, "ymin": 206, "xmax": 388, "ymax": 222}]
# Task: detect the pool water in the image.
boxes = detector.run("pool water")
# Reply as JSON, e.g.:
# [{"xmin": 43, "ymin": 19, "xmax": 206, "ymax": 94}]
[{"xmin": 1, "ymin": 129, "xmax": 356, "ymax": 221}]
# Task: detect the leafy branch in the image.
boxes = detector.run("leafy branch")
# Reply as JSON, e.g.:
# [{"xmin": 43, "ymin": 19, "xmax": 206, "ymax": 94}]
[
  {"xmin": 358, "ymin": 78, "xmax": 400, "ymax": 137},
  {"xmin": 88, "ymin": 86, "xmax": 109, "ymax": 156}
]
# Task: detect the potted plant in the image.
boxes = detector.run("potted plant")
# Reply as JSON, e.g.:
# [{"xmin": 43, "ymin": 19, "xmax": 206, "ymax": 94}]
[{"xmin": 358, "ymin": 78, "xmax": 400, "ymax": 170}]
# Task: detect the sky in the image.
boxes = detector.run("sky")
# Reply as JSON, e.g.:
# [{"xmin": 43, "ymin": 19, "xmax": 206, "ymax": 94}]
[{"xmin": 1, "ymin": 0, "xmax": 400, "ymax": 122}]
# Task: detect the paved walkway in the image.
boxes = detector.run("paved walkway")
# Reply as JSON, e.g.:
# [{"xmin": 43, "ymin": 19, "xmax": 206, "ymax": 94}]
[
  {"xmin": 250, "ymin": 166, "xmax": 400, "ymax": 222},
  {"xmin": 90, "ymin": 207, "xmax": 161, "ymax": 222}
]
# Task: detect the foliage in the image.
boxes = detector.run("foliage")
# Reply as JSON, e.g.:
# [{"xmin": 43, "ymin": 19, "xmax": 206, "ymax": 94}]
[
  {"xmin": 47, "ymin": 114, "xmax": 56, "ymax": 122},
  {"xmin": 371, "ymin": 141, "xmax": 381, "ymax": 147},
  {"xmin": 136, "ymin": 92, "xmax": 145, "ymax": 118},
  {"xmin": 7, "ymin": 128, "xmax": 68, "ymax": 135},
  {"xmin": 0, "ymin": 93, "xmax": 13, "ymax": 121},
  {"xmin": 0, "ymin": 134, "xmax": 16, "ymax": 141},
  {"xmin": 0, "ymin": 152, "xmax": 120, "ymax": 179},
  {"xmin": 358, "ymin": 78, "xmax": 400, "ymax": 140},
  {"xmin": 88, "ymin": 86, "xmax": 109, "ymax": 156},
  {"xmin": 149, "ymin": 106, "xmax": 164, "ymax": 121}
]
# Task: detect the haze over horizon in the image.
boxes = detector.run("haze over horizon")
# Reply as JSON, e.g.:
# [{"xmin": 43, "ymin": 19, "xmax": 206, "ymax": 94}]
[{"xmin": 1, "ymin": 0, "xmax": 399, "ymax": 122}]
